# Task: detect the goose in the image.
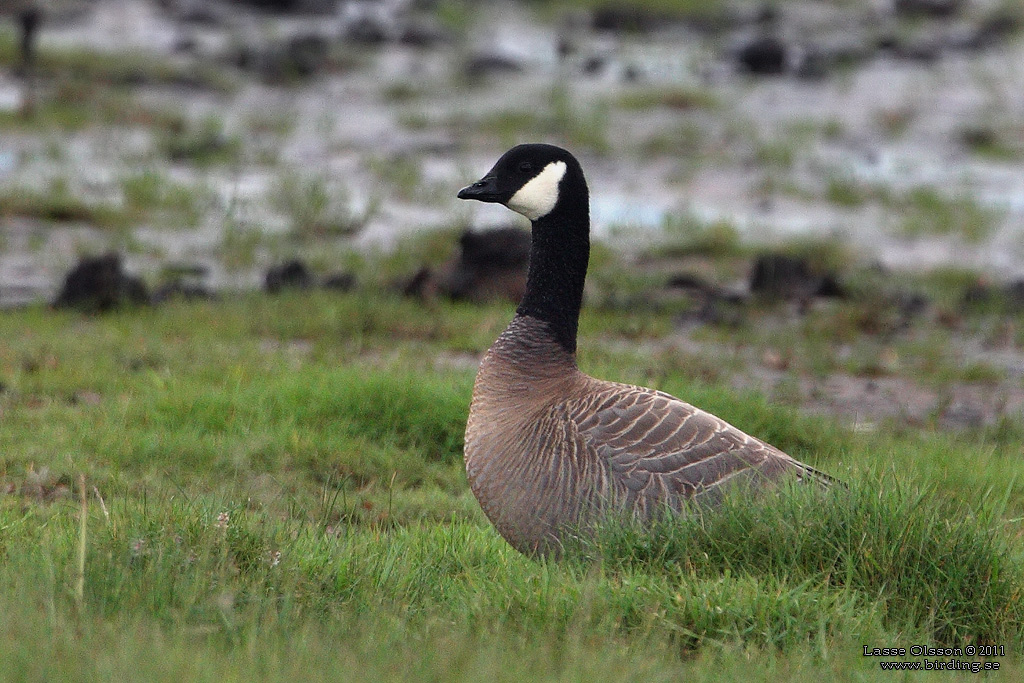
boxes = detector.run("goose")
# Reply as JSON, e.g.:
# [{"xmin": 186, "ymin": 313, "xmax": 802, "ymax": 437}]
[{"xmin": 457, "ymin": 143, "xmax": 833, "ymax": 557}]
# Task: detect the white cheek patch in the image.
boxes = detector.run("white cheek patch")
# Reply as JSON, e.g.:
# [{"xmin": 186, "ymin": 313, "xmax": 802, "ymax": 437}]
[{"xmin": 506, "ymin": 161, "xmax": 567, "ymax": 221}]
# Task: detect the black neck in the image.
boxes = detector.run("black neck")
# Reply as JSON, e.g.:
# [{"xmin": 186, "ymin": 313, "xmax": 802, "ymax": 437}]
[{"xmin": 515, "ymin": 182, "xmax": 590, "ymax": 355}]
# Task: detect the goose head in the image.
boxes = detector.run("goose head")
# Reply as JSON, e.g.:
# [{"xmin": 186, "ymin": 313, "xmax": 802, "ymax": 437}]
[
  {"xmin": 457, "ymin": 144, "xmax": 585, "ymax": 222},
  {"xmin": 457, "ymin": 144, "xmax": 591, "ymax": 354}
]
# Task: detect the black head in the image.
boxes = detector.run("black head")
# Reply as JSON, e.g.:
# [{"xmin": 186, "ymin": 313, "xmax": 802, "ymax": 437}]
[{"xmin": 457, "ymin": 144, "xmax": 585, "ymax": 222}]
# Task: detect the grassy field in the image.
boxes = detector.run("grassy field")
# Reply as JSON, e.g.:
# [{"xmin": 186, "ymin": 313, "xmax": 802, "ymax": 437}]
[
  {"xmin": 1, "ymin": 0, "xmax": 1023, "ymax": 675},
  {"xmin": 1, "ymin": 286, "xmax": 1022, "ymax": 681}
]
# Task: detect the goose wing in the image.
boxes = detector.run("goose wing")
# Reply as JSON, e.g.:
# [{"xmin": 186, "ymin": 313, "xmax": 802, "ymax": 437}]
[{"xmin": 564, "ymin": 383, "xmax": 829, "ymax": 513}]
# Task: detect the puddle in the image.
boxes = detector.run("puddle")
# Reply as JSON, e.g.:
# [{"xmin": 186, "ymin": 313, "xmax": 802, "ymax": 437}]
[{"xmin": 591, "ymin": 194, "xmax": 675, "ymax": 237}]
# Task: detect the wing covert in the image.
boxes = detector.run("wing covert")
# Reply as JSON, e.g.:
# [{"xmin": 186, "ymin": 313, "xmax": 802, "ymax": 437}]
[{"xmin": 563, "ymin": 382, "xmax": 819, "ymax": 512}]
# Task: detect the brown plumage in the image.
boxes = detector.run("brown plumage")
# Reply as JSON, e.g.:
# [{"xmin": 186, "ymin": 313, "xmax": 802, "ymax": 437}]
[{"xmin": 458, "ymin": 144, "xmax": 832, "ymax": 557}]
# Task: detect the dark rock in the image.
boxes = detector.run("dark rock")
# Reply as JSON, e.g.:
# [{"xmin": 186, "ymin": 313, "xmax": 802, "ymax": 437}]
[
  {"xmin": 592, "ymin": 6, "xmax": 663, "ymax": 33},
  {"xmin": 401, "ymin": 266, "xmax": 439, "ymax": 300},
  {"xmin": 298, "ymin": 0, "xmax": 339, "ymax": 14},
  {"xmin": 464, "ymin": 53, "xmax": 524, "ymax": 80},
  {"xmin": 442, "ymin": 227, "xmax": 531, "ymax": 303},
  {"xmin": 230, "ymin": 0, "xmax": 301, "ymax": 9},
  {"xmin": 287, "ymin": 34, "xmax": 330, "ymax": 76},
  {"xmin": 582, "ymin": 55, "xmax": 607, "ymax": 75},
  {"xmin": 557, "ymin": 37, "xmax": 575, "ymax": 60},
  {"xmin": 227, "ymin": 0, "xmax": 337, "ymax": 13},
  {"xmin": 877, "ymin": 32, "xmax": 942, "ymax": 62},
  {"xmin": 622, "ymin": 64, "xmax": 641, "ymax": 82},
  {"xmin": 816, "ymin": 273, "xmax": 846, "ymax": 298},
  {"xmin": 754, "ymin": 4, "xmax": 778, "ymax": 24},
  {"xmin": 53, "ymin": 253, "xmax": 150, "ymax": 312},
  {"xmin": 686, "ymin": 296, "xmax": 746, "ymax": 327},
  {"xmin": 459, "ymin": 227, "xmax": 531, "ymax": 271},
  {"xmin": 665, "ymin": 273, "xmax": 714, "ymax": 292},
  {"xmin": 322, "ymin": 272, "xmax": 357, "ymax": 291},
  {"xmin": 963, "ymin": 280, "xmax": 993, "ymax": 307},
  {"xmin": 749, "ymin": 253, "xmax": 843, "ymax": 300},
  {"xmin": 750, "ymin": 254, "xmax": 814, "ymax": 298},
  {"xmin": 963, "ymin": 12, "xmax": 1023, "ymax": 50},
  {"xmin": 123, "ymin": 276, "xmax": 149, "ymax": 306},
  {"xmin": 875, "ymin": 33, "xmax": 899, "ymax": 51},
  {"xmin": 893, "ymin": 0, "xmax": 963, "ymax": 19},
  {"xmin": 1007, "ymin": 281, "xmax": 1024, "ymax": 309},
  {"xmin": 18, "ymin": 8, "xmax": 42, "ymax": 68},
  {"xmin": 265, "ymin": 260, "xmax": 313, "ymax": 294},
  {"xmin": 173, "ymin": 35, "xmax": 200, "ymax": 54},
  {"xmin": 959, "ymin": 126, "xmax": 1000, "ymax": 152},
  {"xmin": 159, "ymin": 0, "xmax": 230, "ymax": 25},
  {"xmin": 736, "ymin": 36, "xmax": 789, "ymax": 75},
  {"xmin": 398, "ymin": 19, "xmax": 453, "ymax": 48},
  {"xmin": 345, "ymin": 17, "xmax": 391, "ymax": 45},
  {"xmin": 668, "ymin": 274, "xmax": 747, "ymax": 327},
  {"xmin": 964, "ymin": 278, "xmax": 1024, "ymax": 312},
  {"xmin": 893, "ymin": 290, "xmax": 929, "ymax": 322},
  {"xmin": 234, "ymin": 33, "xmax": 331, "ymax": 81}
]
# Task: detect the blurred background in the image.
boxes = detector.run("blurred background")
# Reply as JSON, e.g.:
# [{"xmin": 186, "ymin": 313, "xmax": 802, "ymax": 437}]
[
  {"xmin": 0, "ymin": 0, "xmax": 1022, "ymax": 305},
  {"xmin": 2, "ymin": 0, "xmax": 1024, "ymax": 412}
]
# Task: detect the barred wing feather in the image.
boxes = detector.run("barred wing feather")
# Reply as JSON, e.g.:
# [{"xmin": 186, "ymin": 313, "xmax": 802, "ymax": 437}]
[{"xmin": 566, "ymin": 383, "xmax": 830, "ymax": 515}]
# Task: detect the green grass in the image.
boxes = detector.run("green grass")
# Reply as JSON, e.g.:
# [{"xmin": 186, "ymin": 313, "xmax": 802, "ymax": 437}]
[
  {"xmin": 0, "ymin": 29, "xmax": 225, "ymax": 134},
  {"xmin": 0, "ymin": 78, "xmax": 187, "ymax": 133},
  {"xmin": 824, "ymin": 176, "xmax": 870, "ymax": 208},
  {"xmin": 755, "ymin": 140, "xmax": 797, "ymax": 170},
  {"xmin": 578, "ymin": 478, "xmax": 1023, "ymax": 647},
  {"xmin": 159, "ymin": 116, "xmax": 242, "ymax": 167},
  {"xmin": 0, "ymin": 29, "xmax": 235, "ymax": 93},
  {"xmin": 1, "ymin": 290, "xmax": 1023, "ymax": 679},
  {"xmin": 270, "ymin": 173, "xmax": 374, "ymax": 240},
  {"xmin": 616, "ymin": 86, "xmax": 719, "ymax": 111},
  {"xmin": 892, "ymin": 187, "xmax": 1002, "ymax": 243},
  {"xmin": 0, "ymin": 171, "xmax": 211, "ymax": 232},
  {"xmin": 959, "ymin": 126, "xmax": 1024, "ymax": 161},
  {"xmin": 120, "ymin": 170, "xmax": 212, "ymax": 229},
  {"xmin": 653, "ymin": 213, "xmax": 744, "ymax": 258},
  {"xmin": 0, "ymin": 183, "xmax": 131, "ymax": 230},
  {"xmin": 638, "ymin": 121, "xmax": 707, "ymax": 159},
  {"xmin": 462, "ymin": 86, "xmax": 610, "ymax": 154}
]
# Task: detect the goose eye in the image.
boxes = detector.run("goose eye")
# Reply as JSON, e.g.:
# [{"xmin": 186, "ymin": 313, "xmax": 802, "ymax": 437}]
[{"xmin": 518, "ymin": 161, "xmax": 533, "ymax": 173}]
